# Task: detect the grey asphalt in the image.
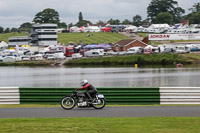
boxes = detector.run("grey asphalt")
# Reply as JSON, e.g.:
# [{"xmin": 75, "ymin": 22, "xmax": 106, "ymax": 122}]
[{"xmin": 0, "ymin": 106, "xmax": 200, "ymax": 118}]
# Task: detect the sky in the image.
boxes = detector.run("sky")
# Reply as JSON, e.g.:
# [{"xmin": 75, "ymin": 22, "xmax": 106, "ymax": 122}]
[{"xmin": 0, "ymin": 0, "xmax": 199, "ymax": 28}]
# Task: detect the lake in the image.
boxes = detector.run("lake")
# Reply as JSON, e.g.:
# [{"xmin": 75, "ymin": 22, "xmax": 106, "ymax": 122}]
[{"xmin": 0, "ymin": 66, "xmax": 200, "ymax": 87}]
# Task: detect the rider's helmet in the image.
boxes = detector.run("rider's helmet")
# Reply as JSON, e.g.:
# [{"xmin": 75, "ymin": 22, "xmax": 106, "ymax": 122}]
[{"xmin": 81, "ymin": 79, "xmax": 88, "ymax": 86}]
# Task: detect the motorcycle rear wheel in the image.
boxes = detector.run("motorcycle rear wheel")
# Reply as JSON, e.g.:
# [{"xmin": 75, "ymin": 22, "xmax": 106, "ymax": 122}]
[
  {"xmin": 61, "ymin": 96, "xmax": 76, "ymax": 110},
  {"xmin": 92, "ymin": 98, "xmax": 106, "ymax": 109}
]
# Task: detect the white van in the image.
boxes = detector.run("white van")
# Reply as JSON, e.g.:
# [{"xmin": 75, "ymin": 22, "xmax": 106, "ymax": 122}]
[
  {"xmin": 84, "ymin": 49, "xmax": 104, "ymax": 57},
  {"xmin": 127, "ymin": 47, "xmax": 143, "ymax": 54},
  {"xmin": 175, "ymin": 46, "xmax": 190, "ymax": 54},
  {"xmin": 54, "ymin": 52, "xmax": 66, "ymax": 59}
]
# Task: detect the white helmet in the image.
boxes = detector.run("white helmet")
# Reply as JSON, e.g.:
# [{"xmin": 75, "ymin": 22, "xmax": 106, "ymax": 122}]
[{"xmin": 81, "ymin": 79, "xmax": 88, "ymax": 86}]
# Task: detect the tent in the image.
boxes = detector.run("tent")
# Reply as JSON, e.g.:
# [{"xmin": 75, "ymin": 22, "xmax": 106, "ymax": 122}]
[
  {"xmin": 84, "ymin": 44, "xmax": 111, "ymax": 50},
  {"xmin": 21, "ymin": 45, "xmax": 31, "ymax": 47},
  {"xmin": 97, "ymin": 44, "xmax": 111, "ymax": 49},
  {"xmin": 149, "ymin": 24, "xmax": 170, "ymax": 29},
  {"xmin": 0, "ymin": 41, "xmax": 8, "ymax": 50},
  {"xmin": 83, "ymin": 44, "xmax": 98, "ymax": 49},
  {"xmin": 102, "ymin": 27, "xmax": 112, "ymax": 32},
  {"xmin": 124, "ymin": 26, "xmax": 137, "ymax": 31}
]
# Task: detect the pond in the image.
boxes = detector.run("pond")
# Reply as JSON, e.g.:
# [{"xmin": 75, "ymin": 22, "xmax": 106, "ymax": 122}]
[{"xmin": 0, "ymin": 66, "xmax": 200, "ymax": 87}]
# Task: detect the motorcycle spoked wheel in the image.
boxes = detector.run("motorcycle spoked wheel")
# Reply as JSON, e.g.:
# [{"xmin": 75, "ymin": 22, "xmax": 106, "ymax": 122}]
[
  {"xmin": 92, "ymin": 98, "xmax": 106, "ymax": 109},
  {"xmin": 61, "ymin": 96, "xmax": 76, "ymax": 110}
]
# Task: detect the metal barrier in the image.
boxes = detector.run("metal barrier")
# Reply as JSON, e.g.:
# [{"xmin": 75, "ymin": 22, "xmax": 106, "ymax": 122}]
[
  {"xmin": 160, "ymin": 87, "xmax": 200, "ymax": 104},
  {"xmin": 1, "ymin": 87, "xmax": 199, "ymax": 105},
  {"xmin": 19, "ymin": 87, "xmax": 160, "ymax": 104},
  {"xmin": 0, "ymin": 87, "xmax": 20, "ymax": 104}
]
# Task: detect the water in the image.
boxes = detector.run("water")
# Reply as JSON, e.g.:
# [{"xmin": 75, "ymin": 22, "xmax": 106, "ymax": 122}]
[{"xmin": 0, "ymin": 66, "xmax": 200, "ymax": 87}]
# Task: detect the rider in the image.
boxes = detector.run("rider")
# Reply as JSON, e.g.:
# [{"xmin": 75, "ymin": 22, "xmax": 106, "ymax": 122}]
[{"xmin": 77, "ymin": 79, "xmax": 97, "ymax": 102}]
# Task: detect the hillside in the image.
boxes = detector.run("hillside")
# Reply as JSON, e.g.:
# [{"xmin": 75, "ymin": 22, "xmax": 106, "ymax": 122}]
[
  {"xmin": 57, "ymin": 32, "xmax": 130, "ymax": 44},
  {"xmin": 0, "ymin": 32, "xmax": 130, "ymax": 44},
  {"xmin": 0, "ymin": 32, "xmax": 28, "ymax": 43},
  {"xmin": 64, "ymin": 54, "xmax": 194, "ymax": 66}
]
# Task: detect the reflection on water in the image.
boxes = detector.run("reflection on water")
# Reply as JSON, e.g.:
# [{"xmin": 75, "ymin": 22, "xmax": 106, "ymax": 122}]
[{"xmin": 0, "ymin": 66, "xmax": 200, "ymax": 87}]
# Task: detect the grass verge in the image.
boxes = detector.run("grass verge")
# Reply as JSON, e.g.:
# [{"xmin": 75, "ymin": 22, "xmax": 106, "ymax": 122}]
[
  {"xmin": 1, "ymin": 104, "xmax": 200, "ymax": 108},
  {"xmin": 0, "ymin": 60, "xmax": 57, "ymax": 66},
  {"xmin": 0, "ymin": 32, "xmax": 130, "ymax": 44},
  {"xmin": 0, "ymin": 117, "xmax": 200, "ymax": 133},
  {"xmin": 65, "ymin": 54, "xmax": 194, "ymax": 66}
]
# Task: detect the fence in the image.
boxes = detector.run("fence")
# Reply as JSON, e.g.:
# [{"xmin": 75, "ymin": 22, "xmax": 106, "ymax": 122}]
[
  {"xmin": 19, "ymin": 87, "xmax": 160, "ymax": 104},
  {"xmin": 0, "ymin": 87, "xmax": 200, "ymax": 105},
  {"xmin": 0, "ymin": 87, "xmax": 20, "ymax": 104},
  {"xmin": 160, "ymin": 87, "xmax": 200, "ymax": 104}
]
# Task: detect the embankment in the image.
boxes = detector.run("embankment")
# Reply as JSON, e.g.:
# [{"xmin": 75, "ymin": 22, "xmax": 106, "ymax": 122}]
[{"xmin": 64, "ymin": 54, "xmax": 194, "ymax": 66}]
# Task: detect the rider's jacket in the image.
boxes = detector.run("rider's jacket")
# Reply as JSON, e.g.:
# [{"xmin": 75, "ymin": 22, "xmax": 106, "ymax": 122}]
[{"xmin": 78, "ymin": 83, "xmax": 97, "ymax": 92}]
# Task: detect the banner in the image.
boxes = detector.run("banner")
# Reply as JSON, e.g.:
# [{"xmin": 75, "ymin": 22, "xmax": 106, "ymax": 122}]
[{"xmin": 149, "ymin": 34, "xmax": 200, "ymax": 40}]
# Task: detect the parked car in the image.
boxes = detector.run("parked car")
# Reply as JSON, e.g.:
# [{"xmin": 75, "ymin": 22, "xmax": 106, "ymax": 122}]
[
  {"xmin": 127, "ymin": 47, "xmax": 143, "ymax": 54},
  {"xmin": 46, "ymin": 54, "xmax": 55, "ymax": 60},
  {"xmin": 118, "ymin": 51, "xmax": 127, "ymax": 55},
  {"xmin": 21, "ymin": 55, "xmax": 30, "ymax": 61},
  {"xmin": 84, "ymin": 49, "xmax": 104, "ymax": 57},
  {"xmin": 34, "ymin": 54, "xmax": 44, "ymax": 60},
  {"xmin": 72, "ymin": 53, "xmax": 82, "ymax": 59},
  {"xmin": 175, "ymin": 46, "xmax": 190, "ymax": 54},
  {"xmin": 163, "ymin": 48, "xmax": 174, "ymax": 53},
  {"xmin": 0, "ymin": 56, "xmax": 3, "ymax": 61},
  {"xmin": 54, "ymin": 52, "xmax": 66, "ymax": 59}
]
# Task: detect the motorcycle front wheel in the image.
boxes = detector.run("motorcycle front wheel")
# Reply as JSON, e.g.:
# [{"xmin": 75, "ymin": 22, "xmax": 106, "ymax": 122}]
[
  {"xmin": 61, "ymin": 96, "xmax": 76, "ymax": 110},
  {"xmin": 92, "ymin": 98, "xmax": 106, "ymax": 109}
]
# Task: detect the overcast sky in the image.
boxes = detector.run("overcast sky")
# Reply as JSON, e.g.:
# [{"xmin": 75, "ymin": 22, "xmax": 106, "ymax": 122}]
[{"xmin": 0, "ymin": 0, "xmax": 199, "ymax": 28}]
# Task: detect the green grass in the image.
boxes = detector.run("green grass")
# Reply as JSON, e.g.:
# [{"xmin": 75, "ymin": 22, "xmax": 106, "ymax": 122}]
[
  {"xmin": 0, "ymin": 117, "xmax": 200, "ymax": 133},
  {"xmin": 0, "ymin": 32, "xmax": 130, "ymax": 44},
  {"xmin": 0, "ymin": 60, "xmax": 56, "ymax": 66},
  {"xmin": 65, "ymin": 54, "xmax": 193, "ymax": 66},
  {"xmin": 1, "ymin": 104, "xmax": 200, "ymax": 108},
  {"xmin": 0, "ymin": 32, "xmax": 28, "ymax": 43},
  {"xmin": 137, "ymin": 33, "xmax": 148, "ymax": 38},
  {"xmin": 57, "ymin": 32, "xmax": 130, "ymax": 44},
  {"xmin": 181, "ymin": 53, "xmax": 200, "ymax": 60}
]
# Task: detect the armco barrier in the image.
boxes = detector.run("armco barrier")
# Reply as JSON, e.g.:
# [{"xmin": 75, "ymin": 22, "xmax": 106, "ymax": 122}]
[
  {"xmin": 1, "ymin": 87, "xmax": 200, "ymax": 105},
  {"xmin": 19, "ymin": 87, "xmax": 160, "ymax": 104},
  {"xmin": 160, "ymin": 87, "xmax": 200, "ymax": 104},
  {"xmin": 0, "ymin": 87, "xmax": 20, "ymax": 104}
]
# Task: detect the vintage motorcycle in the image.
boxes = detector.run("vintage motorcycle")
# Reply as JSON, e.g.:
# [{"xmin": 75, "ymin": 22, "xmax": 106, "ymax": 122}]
[{"xmin": 61, "ymin": 89, "xmax": 106, "ymax": 110}]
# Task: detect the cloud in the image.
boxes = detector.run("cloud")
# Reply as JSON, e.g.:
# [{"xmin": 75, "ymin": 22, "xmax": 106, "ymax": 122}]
[{"xmin": 0, "ymin": 0, "xmax": 199, "ymax": 28}]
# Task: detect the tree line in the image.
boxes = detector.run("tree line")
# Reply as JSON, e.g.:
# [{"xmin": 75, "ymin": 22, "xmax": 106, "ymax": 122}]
[{"xmin": 0, "ymin": 0, "xmax": 200, "ymax": 33}]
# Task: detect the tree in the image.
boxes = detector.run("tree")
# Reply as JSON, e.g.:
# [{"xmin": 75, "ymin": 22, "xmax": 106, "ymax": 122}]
[
  {"xmin": 184, "ymin": 3, "xmax": 200, "ymax": 24},
  {"xmin": 147, "ymin": 0, "xmax": 185, "ymax": 23},
  {"xmin": 10, "ymin": 28, "xmax": 18, "ymax": 32},
  {"xmin": 76, "ymin": 20, "xmax": 92, "ymax": 27},
  {"xmin": 4, "ymin": 28, "xmax": 10, "ymax": 33},
  {"xmin": 154, "ymin": 12, "xmax": 173, "ymax": 24},
  {"xmin": 96, "ymin": 20, "xmax": 106, "ymax": 26},
  {"xmin": 76, "ymin": 12, "xmax": 92, "ymax": 27},
  {"xmin": 79, "ymin": 12, "xmax": 83, "ymax": 21},
  {"xmin": 189, "ymin": 2, "xmax": 200, "ymax": 13},
  {"xmin": 58, "ymin": 22, "xmax": 67, "ymax": 29},
  {"xmin": 133, "ymin": 15, "xmax": 142, "ymax": 26},
  {"xmin": 122, "ymin": 19, "xmax": 131, "ymax": 25},
  {"xmin": 18, "ymin": 22, "xmax": 32, "ymax": 33},
  {"xmin": 107, "ymin": 19, "xmax": 120, "ymax": 25},
  {"xmin": 189, "ymin": 11, "xmax": 200, "ymax": 24},
  {"xmin": 33, "ymin": 8, "xmax": 60, "ymax": 24},
  {"xmin": 0, "ymin": 26, "xmax": 4, "ymax": 33},
  {"xmin": 68, "ymin": 23, "xmax": 73, "ymax": 28}
]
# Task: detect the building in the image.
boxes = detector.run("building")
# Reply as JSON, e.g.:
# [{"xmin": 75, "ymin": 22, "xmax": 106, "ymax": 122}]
[
  {"xmin": 8, "ymin": 24, "xmax": 58, "ymax": 47},
  {"xmin": 29, "ymin": 23, "xmax": 57, "ymax": 46},
  {"xmin": 8, "ymin": 36, "xmax": 30, "ymax": 47},
  {"xmin": 112, "ymin": 39, "xmax": 148, "ymax": 51}
]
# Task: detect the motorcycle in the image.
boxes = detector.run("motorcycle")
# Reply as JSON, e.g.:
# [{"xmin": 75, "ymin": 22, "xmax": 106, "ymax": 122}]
[{"xmin": 61, "ymin": 89, "xmax": 106, "ymax": 110}]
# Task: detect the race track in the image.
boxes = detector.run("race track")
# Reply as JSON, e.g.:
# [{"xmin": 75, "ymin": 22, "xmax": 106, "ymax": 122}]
[{"xmin": 0, "ymin": 106, "xmax": 200, "ymax": 118}]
